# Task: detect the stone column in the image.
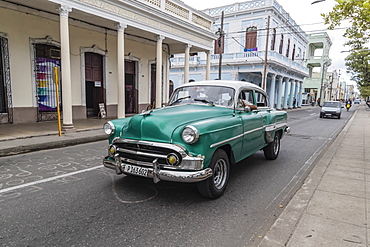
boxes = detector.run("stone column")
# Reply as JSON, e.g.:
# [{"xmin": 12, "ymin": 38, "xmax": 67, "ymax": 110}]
[
  {"xmin": 293, "ymin": 80, "xmax": 299, "ymax": 108},
  {"xmin": 58, "ymin": 5, "xmax": 75, "ymax": 132},
  {"xmin": 276, "ymin": 76, "xmax": 283, "ymax": 110},
  {"xmin": 288, "ymin": 79, "xmax": 295, "ymax": 109},
  {"xmin": 269, "ymin": 74, "xmax": 276, "ymax": 108},
  {"xmin": 184, "ymin": 44, "xmax": 191, "ymax": 83},
  {"xmin": 298, "ymin": 81, "xmax": 303, "ymax": 107},
  {"xmin": 156, "ymin": 35, "xmax": 165, "ymax": 108},
  {"xmin": 206, "ymin": 50, "xmax": 211, "ymax": 80},
  {"xmin": 116, "ymin": 23, "xmax": 126, "ymax": 118},
  {"xmin": 282, "ymin": 78, "xmax": 289, "ymax": 110}
]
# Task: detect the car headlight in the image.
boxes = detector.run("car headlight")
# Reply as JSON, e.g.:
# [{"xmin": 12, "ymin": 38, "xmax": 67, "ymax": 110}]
[
  {"xmin": 103, "ymin": 121, "xmax": 115, "ymax": 135},
  {"xmin": 181, "ymin": 125, "xmax": 199, "ymax": 144}
]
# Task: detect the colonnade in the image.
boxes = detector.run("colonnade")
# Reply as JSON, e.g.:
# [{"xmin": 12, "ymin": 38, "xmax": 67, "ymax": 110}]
[
  {"xmin": 56, "ymin": 4, "xmax": 212, "ymax": 131},
  {"xmin": 267, "ymin": 74, "xmax": 304, "ymax": 110}
]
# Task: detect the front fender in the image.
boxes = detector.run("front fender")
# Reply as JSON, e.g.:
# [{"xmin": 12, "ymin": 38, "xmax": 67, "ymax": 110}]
[{"xmin": 171, "ymin": 115, "xmax": 243, "ymax": 168}]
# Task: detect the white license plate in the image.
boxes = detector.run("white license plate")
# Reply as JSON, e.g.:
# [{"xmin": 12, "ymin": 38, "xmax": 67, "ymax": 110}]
[{"xmin": 124, "ymin": 164, "xmax": 148, "ymax": 177}]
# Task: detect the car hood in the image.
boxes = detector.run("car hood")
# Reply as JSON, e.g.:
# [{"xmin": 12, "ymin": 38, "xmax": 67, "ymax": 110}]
[{"xmin": 119, "ymin": 104, "xmax": 232, "ymax": 142}]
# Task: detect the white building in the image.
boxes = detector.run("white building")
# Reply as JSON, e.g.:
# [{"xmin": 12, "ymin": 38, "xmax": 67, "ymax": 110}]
[
  {"xmin": 0, "ymin": 0, "xmax": 216, "ymax": 128},
  {"xmin": 304, "ymin": 32, "xmax": 332, "ymax": 105},
  {"xmin": 170, "ymin": 0, "xmax": 309, "ymax": 109}
]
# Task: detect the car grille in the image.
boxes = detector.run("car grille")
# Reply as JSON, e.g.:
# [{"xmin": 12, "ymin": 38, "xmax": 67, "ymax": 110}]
[{"xmin": 113, "ymin": 141, "xmax": 183, "ymax": 166}]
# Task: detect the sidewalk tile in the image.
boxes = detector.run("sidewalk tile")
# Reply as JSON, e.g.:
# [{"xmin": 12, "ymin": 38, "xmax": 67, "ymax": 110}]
[
  {"xmin": 287, "ymin": 214, "xmax": 366, "ymax": 247},
  {"xmin": 307, "ymin": 190, "xmax": 366, "ymax": 227},
  {"xmin": 317, "ymin": 174, "xmax": 365, "ymax": 198}
]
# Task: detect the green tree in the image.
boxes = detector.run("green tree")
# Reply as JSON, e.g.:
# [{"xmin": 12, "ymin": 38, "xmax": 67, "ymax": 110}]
[
  {"xmin": 323, "ymin": 0, "xmax": 370, "ymax": 98},
  {"xmin": 323, "ymin": 0, "xmax": 370, "ymax": 42}
]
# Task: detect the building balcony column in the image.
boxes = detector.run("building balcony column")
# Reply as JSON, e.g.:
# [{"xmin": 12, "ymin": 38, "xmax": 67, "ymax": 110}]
[
  {"xmin": 297, "ymin": 81, "xmax": 303, "ymax": 107},
  {"xmin": 276, "ymin": 76, "xmax": 283, "ymax": 110},
  {"xmin": 269, "ymin": 74, "xmax": 276, "ymax": 108},
  {"xmin": 116, "ymin": 23, "xmax": 127, "ymax": 118},
  {"xmin": 288, "ymin": 79, "xmax": 295, "ymax": 109},
  {"xmin": 293, "ymin": 80, "xmax": 299, "ymax": 108},
  {"xmin": 184, "ymin": 44, "xmax": 192, "ymax": 83},
  {"xmin": 156, "ymin": 35, "xmax": 165, "ymax": 108},
  {"xmin": 58, "ymin": 5, "xmax": 75, "ymax": 132},
  {"xmin": 206, "ymin": 50, "xmax": 211, "ymax": 80},
  {"xmin": 282, "ymin": 78, "xmax": 290, "ymax": 110}
]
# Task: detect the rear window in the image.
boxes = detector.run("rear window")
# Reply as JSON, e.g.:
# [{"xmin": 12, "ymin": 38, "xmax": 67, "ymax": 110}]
[{"xmin": 323, "ymin": 102, "xmax": 340, "ymax": 107}]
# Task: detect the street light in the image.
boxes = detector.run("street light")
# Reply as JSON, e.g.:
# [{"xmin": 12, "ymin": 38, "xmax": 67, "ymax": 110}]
[{"xmin": 311, "ymin": 0, "xmax": 325, "ymax": 4}]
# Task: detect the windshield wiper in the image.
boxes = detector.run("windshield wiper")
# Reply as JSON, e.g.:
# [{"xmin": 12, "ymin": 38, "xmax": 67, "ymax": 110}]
[
  {"xmin": 169, "ymin": 96, "xmax": 191, "ymax": 105},
  {"xmin": 194, "ymin": 98, "xmax": 214, "ymax": 106}
]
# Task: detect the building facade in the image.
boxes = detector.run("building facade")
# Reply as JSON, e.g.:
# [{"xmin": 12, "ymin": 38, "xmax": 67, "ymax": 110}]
[
  {"xmin": 170, "ymin": 0, "xmax": 309, "ymax": 109},
  {"xmin": 303, "ymin": 32, "xmax": 332, "ymax": 105},
  {"xmin": 0, "ymin": 0, "xmax": 216, "ymax": 128}
]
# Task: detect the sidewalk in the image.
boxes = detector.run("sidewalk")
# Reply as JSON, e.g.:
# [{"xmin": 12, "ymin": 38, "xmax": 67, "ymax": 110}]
[
  {"xmin": 259, "ymin": 104, "xmax": 370, "ymax": 247},
  {"xmin": 0, "ymin": 118, "xmax": 110, "ymax": 157}
]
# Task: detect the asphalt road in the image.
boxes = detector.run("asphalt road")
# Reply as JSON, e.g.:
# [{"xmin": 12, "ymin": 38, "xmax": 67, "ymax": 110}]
[{"xmin": 0, "ymin": 105, "xmax": 357, "ymax": 247}]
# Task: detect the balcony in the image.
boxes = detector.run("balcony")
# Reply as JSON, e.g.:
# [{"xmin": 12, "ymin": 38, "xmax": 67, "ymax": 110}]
[
  {"xmin": 140, "ymin": 0, "xmax": 213, "ymax": 30},
  {"xmin": 170, "ymin": 51, "xmax": 309, "ymax": 76}
]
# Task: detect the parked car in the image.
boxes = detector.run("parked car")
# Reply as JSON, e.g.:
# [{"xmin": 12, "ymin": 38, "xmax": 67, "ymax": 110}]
[
  {"xmin": 320, "ymin": 101, "xmax": 342, "ymax": 119},
  {"xmin": 103, "ymin": 80, "xmax": 290, "ymax": 198},
  {"xmin": 354, "ymin": 99, "xmax": 360, "ymax": 104}
]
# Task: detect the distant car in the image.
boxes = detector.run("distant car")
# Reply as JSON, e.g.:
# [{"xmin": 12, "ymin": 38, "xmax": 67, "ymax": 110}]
[
  {"xmin": 320, "ymin": 101, "xmax": 342, "ymax": 119},
  {"xmin": 354, "ymin": 99, "xmax": 360, "ymax": 104},
  {"xmin": 103, "ymin": 80, "xmax": 290, "ymax": 198}
]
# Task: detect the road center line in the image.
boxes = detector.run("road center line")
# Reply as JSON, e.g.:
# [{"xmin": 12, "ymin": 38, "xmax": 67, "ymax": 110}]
[{"xmin": 0, "ymin": 165, "xmax": 103, "ymax": 194}]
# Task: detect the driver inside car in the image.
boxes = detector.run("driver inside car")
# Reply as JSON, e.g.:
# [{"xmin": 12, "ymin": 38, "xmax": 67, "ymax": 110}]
[{"xmin": 237, "ymin": 91, "xmax": 258, "ymax": 110}]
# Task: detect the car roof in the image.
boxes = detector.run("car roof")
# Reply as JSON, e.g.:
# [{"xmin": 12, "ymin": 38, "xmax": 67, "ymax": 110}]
[{"xmin": 177, "ymin": 80, "xmax": 264, "ymax": 92}]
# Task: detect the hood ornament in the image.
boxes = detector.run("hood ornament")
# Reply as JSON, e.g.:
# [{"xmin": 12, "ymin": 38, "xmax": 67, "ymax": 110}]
[{"xmin": 140, "ymin": 109, "xmax": 153, "ymax": 116}]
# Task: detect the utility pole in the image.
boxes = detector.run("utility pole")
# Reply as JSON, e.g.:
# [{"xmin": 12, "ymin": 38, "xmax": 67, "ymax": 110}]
[
  {"xmin": 319, "ymin": 61, "xmax": 326, "ymax": 106},
  {"xmin": 217, "ymin": 11, "xmax": 224, "ymax": 80},
  {"xmin": 262, "ymin": 15, "xmax": 270, "ymax": 90}
]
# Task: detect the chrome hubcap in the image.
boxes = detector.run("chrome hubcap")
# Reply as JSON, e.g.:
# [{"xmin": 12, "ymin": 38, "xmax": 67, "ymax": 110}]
[
  {"xmin": 213, "ymin": 159, "xmax": 227, "ymax": 190},
  {"xmin": 273, "ymin": 135, "xmax": 280, "ymax": 155}
]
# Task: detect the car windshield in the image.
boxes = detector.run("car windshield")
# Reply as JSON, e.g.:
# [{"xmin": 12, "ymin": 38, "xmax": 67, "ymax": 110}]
[
  {"xmin": 168, "ymin": 86, "xmax": 235, "ymax": 107},
  {"xmin": 323, "ymin": 102, "xmax": 341, "ymax": 108}
]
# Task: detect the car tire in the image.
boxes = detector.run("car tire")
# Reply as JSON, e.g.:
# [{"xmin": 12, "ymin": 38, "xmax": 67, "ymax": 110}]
[
  {"xmin": 320, "ymin": 113, "xmax": 323, "ymax": 118},
  {"xmin": 338, "ymin": 114, "xmax": 341, "ymax": 119},
  {"xmin": 263, "ymin": 131, "xmax": 281, "ymax": 160},
  {"xmin": 197, "ymin": 149, "xmax": 229, "ymax": 199}
]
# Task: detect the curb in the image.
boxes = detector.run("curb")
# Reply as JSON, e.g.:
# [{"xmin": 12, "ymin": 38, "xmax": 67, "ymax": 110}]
[{"xmin": 0, "ymin": 133, "xmax": 106, "ymax": 157}]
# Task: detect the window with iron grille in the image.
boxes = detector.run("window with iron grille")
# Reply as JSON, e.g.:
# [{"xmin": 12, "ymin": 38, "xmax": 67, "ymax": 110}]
[
  {"xmin": 35, "ymin": 44, "xmax": 61, "ymax": 121},
  {"xmin": 245, "ymin": 27, "xmax": 257, "ymax": 51},
  {"xmin": 270, "ymin": 28, "xmax": 276, "ymax": 51},
  {"xmin": 286, "ymin": 39, "xmax": 290, "ymax": 57},
  {"xmin": 279, "ymin": 34, "xmax": 284, "ymax": 54}
]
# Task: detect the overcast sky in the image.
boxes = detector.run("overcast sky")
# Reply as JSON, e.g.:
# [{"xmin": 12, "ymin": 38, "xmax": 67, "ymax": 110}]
[{"xmin": 182, "ymin": 0, "xmax": 352, "ymax": 83}]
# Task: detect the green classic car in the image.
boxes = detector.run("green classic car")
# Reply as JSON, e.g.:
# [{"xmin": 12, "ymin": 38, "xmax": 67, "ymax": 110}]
[{"xmin": 103, "ymin": 80, "xmax": 290, "ymax": 198}]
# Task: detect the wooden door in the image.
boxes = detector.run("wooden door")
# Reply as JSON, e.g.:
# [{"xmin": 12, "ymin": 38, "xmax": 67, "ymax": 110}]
[{"xmin": 85, "ymin": 53, "xmax": 104, "ymax": 117}]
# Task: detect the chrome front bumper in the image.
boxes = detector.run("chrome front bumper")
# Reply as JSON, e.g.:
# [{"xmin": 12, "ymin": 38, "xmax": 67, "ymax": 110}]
[{"xmin": 103, "ymin": 156, "xmax": 213, "ymax": 183}]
